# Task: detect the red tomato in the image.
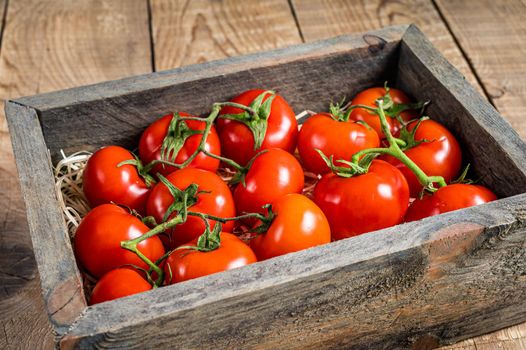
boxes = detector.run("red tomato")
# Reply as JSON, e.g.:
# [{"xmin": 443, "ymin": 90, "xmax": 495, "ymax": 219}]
[
  {"xmin": 298, "ymin": 113, "xmax": 380, "ymax": 174},
  {"xmin": 405, "ymin": 184, "xmax": 497, "ymax": 222},
  {"xmin": 383, "ymin": 119, "xmax": 462, "ymax": 197},
  {"xmin": 313, "ymin": 160, "xmax": 410, "ymax": 240},
  {"xmin": 89, "ymin": 268, "xmax": 152, "ymax": 305},
  {"xmin": 164, "ymin": 232, "xmax": 256, "ymax": 283},
  {"xmin": 234, "ymin": 148, "xmax": 304, "ymax": 217},
  {"xmin": 75, "ymin": 204, "xmax": 165, "ymax": 278},
  {"xmin": 349, "ymin": 87, "xmax": 417, "ymax": 138},
  {"xmin": 83, "ymin": 146, "xmax": 150, "ymax": 214},
  {"xmin": 139, "ymin": 112, "xmax": 221, "ymax": 177},
  {"xmin": 250, "ymin": 194, "xmax": 331, "ymax": 260},
  {"xmin": 217, "ymin": 89, "xmax": 298, "ymax": 166},
  {"xmin": 146, "ymin": 168, "xmax": 235, "ymax": 248}
]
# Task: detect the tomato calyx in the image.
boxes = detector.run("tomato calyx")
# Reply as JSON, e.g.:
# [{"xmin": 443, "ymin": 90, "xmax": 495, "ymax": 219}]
[
  {"xmin": 248, "ymin": 204, "xmax": 277, "ymax": 234},
  {"xmin": 117, "ymin": 153, "xmax": 157, "ymax": 188},
  {"xmin": 159, "ymin": 112, "xmax": 205, "ymax": 165},
  {"xmin": 174, "ymin": 219, "xmax": 223, "ymax": 253},
  {"xmin": 219, "ymin": 90, "xmax": 276, "ymax": 150},
  {"xmin": 397, "ymin": 116, "xmax": 434, "ymax": 150},
  {"xmin": 451, "ymin": 164, "xmax": 476, "ymax": 185},
  {"xmin": 316, "ymin": 149, "xmax": 376, "ymax": 178},
  {"xmin": 157, "ymin": 174, "xmax": 204, "ymax": 222},
  {"xmin": 347, "ymin": 83, "xmax": 428, "ymax": 125},
  {"xmin": 378, "ymin": 86, "xmax": 427, "ymax": 120},
  {"xmin": 229, "ymin": 149, "xmax": 269, "ymax": 186}
]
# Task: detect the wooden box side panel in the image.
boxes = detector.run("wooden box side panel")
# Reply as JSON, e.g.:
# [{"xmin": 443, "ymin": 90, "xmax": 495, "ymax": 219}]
[
  {"xmin": 4, "ymin": 102, "xmax": 87, "ymax": 335},
  {"xmin": 15, "ymin": 26, "xmax": 408, "ymax": 163},
  {"xmin": 61, "ymin": 194, "xmax": 526, "ymax": 349},
  {"xmin": 397, "ymin": 25, "xmax": 526, "ymax": 198}
]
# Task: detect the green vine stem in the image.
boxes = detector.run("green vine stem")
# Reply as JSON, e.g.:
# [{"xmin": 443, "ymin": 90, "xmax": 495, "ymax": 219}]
[
  {"xmin": 121, "ymin": 189, "xmax": 275, "ymax": 287},
  {"xmin": 142, "ymin": 100, "xmax": 260, "ymax": 174},
  {"xmin": 120, "ymin": 214, "xmax": 184, "ymax": 287},
  {"xmin": 348, "ymin": 101, "xmax": 447, "ymax": 192}
]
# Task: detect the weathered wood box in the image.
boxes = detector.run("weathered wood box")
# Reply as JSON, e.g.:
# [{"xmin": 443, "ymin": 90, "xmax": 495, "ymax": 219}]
[{"xmin": 6, "ymin": 24, "xmax": 526, "ymax": 349}]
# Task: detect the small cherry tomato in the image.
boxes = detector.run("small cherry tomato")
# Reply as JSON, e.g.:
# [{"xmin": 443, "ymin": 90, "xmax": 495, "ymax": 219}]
[
  {"xmin": 164, "ymin": 232, "xmax": 256, "ymax": 283},
  {"xmin": 405, "ymin": 184, "xmax": 497, "ymax": 222},
  {"xmin": 250, "ymin": 194, "xmax": 331, "ymax": 260},
  {"xmin": 139, "ymin": 112, "xmax": 221, "ymax": 177},
  {"xmin": 147, "ymin": 168, "xmax": 235, "ymax": 249},
  {"xmin": 234, "ymin": 148, "xmax": 304, "ymax": 217},
  {"xmin": 349, "ymin": 87, "xmax": 417, "ymax": 138},
  {"xmin": 89, "ymin": 268, "xmax": 152, "ymax": 305},
  {"xmin": 298, "ymin": 113, "xmax": 380, "ymax": 174},
  {"xmin": 75, "ymin": 204, "xmax": 165, "ymax": 278},
  {"xmin": 217, "ymin": 89, "xmax": 298, "ymax": 166},
  {"xmin": 83, "ymin": 146, "xmax": 150, "ymax": 214},
  {"xmin": 383, "ymin": 119, "xmax": 462, "ymax": 197},
  {"xmin": 313, "ymin": 160, "xmax": 410, "ymax": 240}
]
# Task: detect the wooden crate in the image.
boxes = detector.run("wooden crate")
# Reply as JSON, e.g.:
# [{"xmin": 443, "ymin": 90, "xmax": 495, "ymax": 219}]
[{"xmin": 5, "ymin": 24, "xmax": 526, "ymax": 349}]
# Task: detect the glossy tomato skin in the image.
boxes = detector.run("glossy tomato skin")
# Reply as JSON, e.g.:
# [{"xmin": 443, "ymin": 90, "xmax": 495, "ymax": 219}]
[
  {"xmin": 250, "ymin": 194, "xmax": 331, "ymax": 260},
  {"xmin": 139, "ymin": 112, "xmax": 221, "ymax": 177},
  {"xmin": 164, "ymin": 232, "xmax": 257, "ymax": 283},
  {"xmin": 83, "ymin": 146, "xmax": 150, "ymax": 214},
  {"xmin": 298, "ymin": 113, "xmax": 380, "ymax": 174},
  {"xmin": 89, "ymin": 268, "xmax": 152, "ymax": 305},
  {"xmin": 313, "ymin": 160, "xmax": 410, "ymax": 240},
  {"xmin": 217, "ymin": 89, "xmax": 298, "ymax": 166},
  {"xmin": 234, "ymin": 148, "xmax": 304, "ymax": 217},
  {"xmin": 405, "ymin": 184, "xmax": 497, "ymax": 222},
  {"xmin": 349, "ymin": 87, "xmax": 417, "ymax": 138},
  {"xmin": 74, "ymin": 204, "xmax": 165, "ymax": 278},
  {"xmin": 146, "ymin": 168, "xmax": 235, "ymax": 249},
  {"xmin": 383, "ymin": 119, "xmax": 462, "ymax": 197}
]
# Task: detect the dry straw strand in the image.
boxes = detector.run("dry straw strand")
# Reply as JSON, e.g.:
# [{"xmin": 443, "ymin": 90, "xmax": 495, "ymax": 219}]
[{"xmin": 54, "ymin": 150, "xmax": 92, "ymax": 238}]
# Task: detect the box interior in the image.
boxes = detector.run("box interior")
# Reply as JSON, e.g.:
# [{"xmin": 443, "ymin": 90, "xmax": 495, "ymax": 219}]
[{"xmin": 34, "ymin": 38, "xmax": 522, "ymax": 199}]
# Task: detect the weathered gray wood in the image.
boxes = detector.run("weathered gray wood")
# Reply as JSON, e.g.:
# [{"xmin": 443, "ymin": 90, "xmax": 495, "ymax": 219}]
[
  {"xmin": 60, "ymin": 194, "xmax": 526, "ymax": 349},
  {"xmin": 13, "ymin": 25, "xmax": 407, "ymax": 163},
  {"xmin": 397, "ymin": 25, "xmax": 526, "ymax": 198},
  {"xmin": 6, "ymin": 24, "xmax": 526, "ymax": 349},
  {"xmin": 4, "ymin": 102, "xmax": 87, "ymax": 336}
]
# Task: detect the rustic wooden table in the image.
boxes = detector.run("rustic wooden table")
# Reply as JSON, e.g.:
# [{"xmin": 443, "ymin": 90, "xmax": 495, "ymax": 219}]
[{"xmin": 0, "ymin": 1, "xmax": 524, "ymax": 349}]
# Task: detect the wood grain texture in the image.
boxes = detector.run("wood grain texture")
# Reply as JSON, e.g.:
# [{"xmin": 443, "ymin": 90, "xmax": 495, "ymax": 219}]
[
  {"xmin": 60, "ymin": 194, "xmax": 526, "ymax": 349},
  {"xmin": 0, "ymin": 0, "xmax": 152, "ymax": 348},
  {"xmin": 433, "ymin": 0, "xmax": 526, "ymax": 136},
  {"xmin": 291, "ymin": 1, "xmax": 526, "ymax": 348},
  {"xmin": 150, "ymin": 0, "xmax": 302, "ymax": 70},
  {"xmin": 16, "ymin": 26, "xmax": 406, "ymax": 163},
  {"xmin": 397, "ymin": 25, "xmax": 526, "ymax": 199},
  {"xmin": 5, "ymin": 102, "xmax": 86, "ymax": 334},
  {"xmin": 290, "ymin": 0, "xmax": 484, "ymax": 95}
]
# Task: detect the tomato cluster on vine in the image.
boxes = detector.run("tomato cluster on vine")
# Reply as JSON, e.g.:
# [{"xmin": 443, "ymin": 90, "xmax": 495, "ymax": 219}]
[{"xmin": 75, "ymin": 87, "xmax": 496, "ymax": 305}]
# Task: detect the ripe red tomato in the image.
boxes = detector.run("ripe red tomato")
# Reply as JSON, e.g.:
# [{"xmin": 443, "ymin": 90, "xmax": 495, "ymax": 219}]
[
  {"xmin": 164, "ymin": 232, "xmax": 256, "ymax": 283},
  {"xmin": 234, "ymin": 148, "xmax": 304, "ymax": 217},
  {"xmin": 217, "ymin": 89, "xmax": 298, "ymax": 166},
  {"xmin": 405, "ymin": 184, "xmax": 497, "ymax": 222},
  {"xmin": 313, "ymin": 160, "xmax": 409, "ymax": 240},
  {"xmin": 139, "ymin": 112, "xmax": 221, "ymax": 177},
  {"xmin": 83, "ymin": 146, "xmax": 150, "ymax": 214},
  {"xmin": 75, "ymin": 204, "xmax": 165, "ymax": 278},
  {"xmin": 349, "ymin": 87, "xmax": 417, "ymax": 138},
  {"xmin": 89, "ymin": 268, "xmax": 152, "ymax": 305},
  {"xmin": 250, "ymin": 194, "xmax": 331, "ymax": 260},
  {"xmin": 382, "ymin": 119, "xmax": 462, "ymax": 197},
  {"xmin": 297, "ymin": 113, "xmax": 380, "ymax": 174},
  {"xmin": 146, "ymin": 168, "xmax": 235, "ymax": 248}
]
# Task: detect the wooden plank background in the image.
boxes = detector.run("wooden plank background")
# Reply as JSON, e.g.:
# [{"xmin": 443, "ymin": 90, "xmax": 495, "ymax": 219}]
[{"xmin": 0, "ymin": 0, "xmax": 524, "ymax": 349}]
